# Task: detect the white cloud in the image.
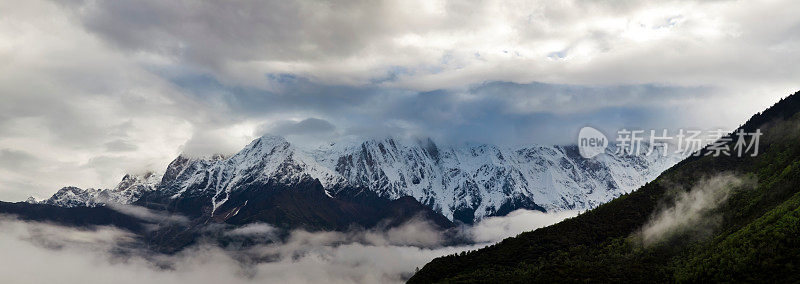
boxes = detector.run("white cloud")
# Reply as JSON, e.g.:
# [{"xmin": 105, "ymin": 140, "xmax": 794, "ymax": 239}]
[
  {"xmin": 469, "ymin": 209, "xmax": 580, "ymax": 243},
  {"xmin": 108, "ymin": 204, "xmax": 190, "ymax": 225},
  {"xmin": 0, "ymin": 218, "xmax": 463, "ymax": 284},
  {"xmin": 0, "ymin": 209, "xmax": 574, "ymax": 283},
  {"xmin": 639, "ymin": 173, "xmax": 754, "ymax": 246},
  {"xmin": 224, "ymin": 223, "xmax": 278, "ymax": 237},
  {"xmin": 0, "ymin": 0, "xmax": 199, "ymax": 200}
]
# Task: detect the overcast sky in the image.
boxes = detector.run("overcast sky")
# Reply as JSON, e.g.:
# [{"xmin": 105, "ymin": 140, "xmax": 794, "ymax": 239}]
[{"xmin": 1, "ymin": 0, "xmax": 799, "ymax": 201}]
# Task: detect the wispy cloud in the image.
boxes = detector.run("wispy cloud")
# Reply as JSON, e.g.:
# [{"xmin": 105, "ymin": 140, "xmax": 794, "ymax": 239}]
[
  {"xmin": 638, "ymin": 173, "xmax": 754, "ymax": 246},
  {"xmin": 469, "ymin": 209, "xmax": 579, "ymax": 243},
  {"xmin": 108, "ymin": 204, "xmax": 190, "ymax": 225}
]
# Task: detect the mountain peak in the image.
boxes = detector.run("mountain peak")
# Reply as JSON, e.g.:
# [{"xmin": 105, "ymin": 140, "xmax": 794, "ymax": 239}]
[
  {"xmin": 253, "ymin": 133, "xmax": 290, "ymax": 146},
  {"xmin": 114, "ymin": 171, "xmax": 160, "ymax": 192}
]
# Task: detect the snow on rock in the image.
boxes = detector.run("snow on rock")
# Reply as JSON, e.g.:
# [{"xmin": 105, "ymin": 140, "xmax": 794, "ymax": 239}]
[
  {"xmin": 41, "ymin": 135, "xmax": 683, "ymax": 222},
  {"xmin": 41, "ymin": 171, "xmax": 160, "ymax": 208},
  {"xmin": 311, "ymin": 138, "xmax": 683, "ymax": 221}
]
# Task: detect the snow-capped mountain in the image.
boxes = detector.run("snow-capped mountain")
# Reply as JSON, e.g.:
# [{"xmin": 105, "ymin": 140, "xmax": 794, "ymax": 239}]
[
  {"xmin": 42, "ymin": 172, "xmax": 161, "ymax": 207},
  {"xmin": 39, "ymin": 135, "xmax": 682, "ymax": 223},
  {"xmin": 308, "ymin": 136, "xmax": 682, "ymax": 222}
]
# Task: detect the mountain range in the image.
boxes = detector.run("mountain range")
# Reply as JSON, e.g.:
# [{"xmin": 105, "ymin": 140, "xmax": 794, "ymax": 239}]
[{"xmin": 35, "ymin": 135, "xmax": 681, "ymax": 225}]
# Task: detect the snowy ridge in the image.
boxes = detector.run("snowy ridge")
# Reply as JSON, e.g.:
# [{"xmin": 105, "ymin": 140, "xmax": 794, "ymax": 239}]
[
  {"xmin": 311, "ymin": 138, "xmax": 682, "ymax": 221},
  {"xmin": 41, "ymin": 171, "xmax": 160, "ymax": 207},
  {"xmin": 41, "ymin": 135, "xmax": 683, "ymax": 222},
  {"xmin": 159, "ymin": 135, "xmax": 345, "ymax": 215}
]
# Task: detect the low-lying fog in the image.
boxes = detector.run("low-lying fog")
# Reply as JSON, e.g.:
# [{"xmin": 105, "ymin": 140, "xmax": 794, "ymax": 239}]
[{"xmin": 0, "ymin": 209, "xmax": 577, "ymax": 284}]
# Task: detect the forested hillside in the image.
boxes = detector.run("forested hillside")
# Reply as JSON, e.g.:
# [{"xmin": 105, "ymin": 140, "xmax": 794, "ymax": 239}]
[{"xmin": 410, "ymin": 91, "xmax": 800, "ymax": 283}]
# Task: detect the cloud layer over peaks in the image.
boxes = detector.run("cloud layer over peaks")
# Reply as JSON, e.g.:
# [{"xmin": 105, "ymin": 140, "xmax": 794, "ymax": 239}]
[{"xmin": 1, "ymin": 0, "xmax": 798, "ymax": 199}]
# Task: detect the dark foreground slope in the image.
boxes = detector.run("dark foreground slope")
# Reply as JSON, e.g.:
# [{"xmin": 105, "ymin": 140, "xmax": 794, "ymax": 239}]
[
  {"xmin": 0, "ymin": 201, "xmax": 148, "ymax": 233},
  {"xmin": 410, "ymin": 91, "xmax": 800, "ymax": 283}
]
